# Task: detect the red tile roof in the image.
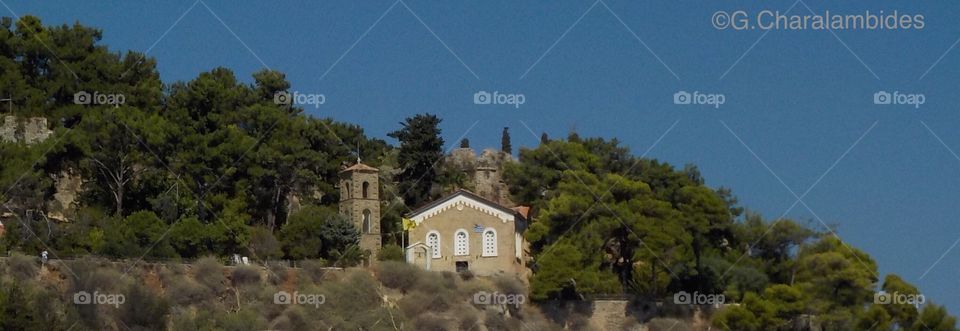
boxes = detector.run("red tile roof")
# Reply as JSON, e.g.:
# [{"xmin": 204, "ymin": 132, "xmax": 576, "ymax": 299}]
[{"xmin": 511, "ymin": 206, "xmax": 531, "ymax": 219}]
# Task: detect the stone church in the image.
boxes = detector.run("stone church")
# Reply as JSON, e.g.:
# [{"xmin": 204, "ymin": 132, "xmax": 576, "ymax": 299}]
[
  {"xmin": 405, "ymin": 190, "xmax": 529, "ymax": 277},
  {"xmin": 338, "ymin": 149, "xmax": 529, "ymax": 276}
]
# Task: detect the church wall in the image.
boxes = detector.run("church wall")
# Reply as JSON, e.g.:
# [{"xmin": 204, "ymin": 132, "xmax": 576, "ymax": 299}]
[{"xmin": 408, "ymin": 204, "xmax": 522, "ymax": 277}]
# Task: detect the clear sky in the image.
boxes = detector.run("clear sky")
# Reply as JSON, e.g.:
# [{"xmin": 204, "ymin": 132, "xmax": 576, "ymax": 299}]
[{"xmin": 5, "ymin": 0, "xmax": 959, "ymax": 313}]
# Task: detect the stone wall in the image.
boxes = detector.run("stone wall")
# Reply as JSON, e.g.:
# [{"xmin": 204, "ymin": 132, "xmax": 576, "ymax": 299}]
[{"xmin": 1, "ymin": 115, "xmax": 53, "ymax": 144}]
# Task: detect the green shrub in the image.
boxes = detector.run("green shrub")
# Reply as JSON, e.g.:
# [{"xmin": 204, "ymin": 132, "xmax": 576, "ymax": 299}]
[
  {"xmin": 377, "ymin": 244, "xmax": 404, "ymax": 261},
  {"xmin": 248, "ymin": 227, "xmax": 282, "ymax": 260}
]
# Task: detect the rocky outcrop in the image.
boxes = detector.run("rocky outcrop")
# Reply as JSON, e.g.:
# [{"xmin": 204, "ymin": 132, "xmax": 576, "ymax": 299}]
[
  {"xmin": 47, "ymin": 169, "xmax": 82, "ymax": 222},
  {"xmin": 446, "ymin": 147, "xmax": 514, "ymax": 206}
]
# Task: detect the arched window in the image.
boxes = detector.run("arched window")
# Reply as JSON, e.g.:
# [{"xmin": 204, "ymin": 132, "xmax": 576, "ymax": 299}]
[
  {"xmin": 482, "ymin": 228, "xmax": 497, "ymax": 257},
  {"xmin": 454, "ymin": 230, "xmax": 469, "ymax": 256},
  {"xmin": 427, "ymin": 231, "xmax": 441, "ymax": 258},
  {"xmin": 362, "ymin": 209, "xmax": 372, "ymax": 234},
  {"xmin": 362, "ymin": 181, "xmax": 370, "ymax": 198},
  {"xmin": 342, "ymin": 180, "xmax": 351, "ymax": 199}
]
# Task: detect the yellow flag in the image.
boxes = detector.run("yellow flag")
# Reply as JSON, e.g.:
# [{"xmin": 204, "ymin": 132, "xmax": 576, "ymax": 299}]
[{"xmin": 402, "ymin": 218, "xmax": 417, "ymax": 231}]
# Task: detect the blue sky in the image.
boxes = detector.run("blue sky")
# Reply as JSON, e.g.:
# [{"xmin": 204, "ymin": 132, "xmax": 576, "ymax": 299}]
[{"xmin": 6, "ymin": 0, "xmax": 960, "ymax": 313}]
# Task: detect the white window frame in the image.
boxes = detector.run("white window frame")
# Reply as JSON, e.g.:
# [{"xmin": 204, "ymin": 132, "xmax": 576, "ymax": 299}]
[
  {"xmin": 426, "ymin": 231, "xmax": 441, "ymax": 259},
  {"xmin": 454, "ymin": 229, "xmax": 469, "ymax": 256},
  {"xmin": 482, "ymin": 228, "xmax": 497, "ymax": 257}
]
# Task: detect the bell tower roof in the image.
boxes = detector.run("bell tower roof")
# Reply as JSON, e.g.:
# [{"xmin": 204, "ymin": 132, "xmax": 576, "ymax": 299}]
[{"xmin": 340, "ymin": 162, "xmax": 379, "ymax": 173}]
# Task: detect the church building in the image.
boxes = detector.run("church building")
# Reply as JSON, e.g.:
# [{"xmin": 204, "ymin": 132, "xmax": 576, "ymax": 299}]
[
  {"xmin": 337, "ymin": 158, "xmax": 529, "ymax": 275},
  {"xmin": 405, "ymin": 190, "xmax": 528, "ymax": 277}
]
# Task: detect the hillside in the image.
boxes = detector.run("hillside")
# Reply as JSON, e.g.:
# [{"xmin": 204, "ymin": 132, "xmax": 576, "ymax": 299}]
[
  {"xmin": 1, "ymin": 254, "xmax": 649, "ymax": 330},
  {"xmin": 0, "ymin": 14, "xmax": 957, "ymax": 331}
]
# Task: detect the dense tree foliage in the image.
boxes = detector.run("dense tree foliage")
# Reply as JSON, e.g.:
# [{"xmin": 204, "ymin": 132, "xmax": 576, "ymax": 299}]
[
  {"xmin": 0, "ymin": 16, "xmax": 387, "ymax": 263},
  {"xmin": 388, "ymin": 113, "xmax": 444, "ymax": 208},
  {"xmin": 504, "ymin": 134, "xmax": 958, "ymax": 329}
]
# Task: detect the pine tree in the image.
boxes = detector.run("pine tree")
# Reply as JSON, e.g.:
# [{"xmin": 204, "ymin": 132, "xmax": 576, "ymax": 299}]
[
  {"xmin": 388, "ymin": 113, "xmax": 444, "ymax": 207},
  {"xmin": 501, "ymin": 127, "xmax": 512, "ymax": 154}
]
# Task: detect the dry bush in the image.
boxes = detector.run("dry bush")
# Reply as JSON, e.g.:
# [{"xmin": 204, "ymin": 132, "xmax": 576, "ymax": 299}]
[
  {"xmin": 193, "ymin": 256, "xmax": 226, "ymax": 293},
  {"xmin": 231, "ymin": 265, "xmax": 261, "ymax": 287},
  {"xmin": 646, "ymin": 317, "xmax": 694, "ymax": 331},
  {"xmin": 412, "ymin": 313, "xmax": 454, "ymax": 331},
  {"xmin": 7, "ymin": 252, "xmax": 38, "ymax": 281},
  {"xmin": 494, "ymin": 276, "xmax": 526, "ymax": 295},
  {"xmin": 300, "ymin": 259, "xmax": 328, "ymax": 284},
  {"xmin": 397, "ymin": 290, "xmax": 457, "ymax": 317},
  {"xmin": 314, "ymin": 271, "xmax": 403, "ymax": 330},
  {"xmin": 120, "ymin": 282, "xmax": 169, "ymax": 330},
  {"xmin": 68, "ymin": 258, "xmax": 127, "ymax": 292},
  {"xmin": 453, "ymin": 306, "xmax": 481, "ymax": 330},
  {"xmin": 267, "ymin": 262, "xmax": 291, "ymax": 286},
  {"xmin": 376, "ymin": 261, "xmax": 420, "ymax": 292},
  {"xmin": 269, "ymin": 306, "xmax": 302, "ymax": 330},
  {"xmin": 484, "ymin": 309, "xmax": 511, "ymax": 331},
  {"xmin": 165, "ymin": 275, "xmax": 210, "ymax": 305},
  {"xmin": 459, "ymin": 269, "xmax": 476, "ymax": 281},
  {"xmin": 412, "ymin": 269, "xmax": 457, "ymax": 294}
]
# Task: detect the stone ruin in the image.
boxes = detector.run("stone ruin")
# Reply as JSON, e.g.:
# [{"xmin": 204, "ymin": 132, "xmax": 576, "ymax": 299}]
[
  {"xmin": 1, "ymin": 115, "xmax": 53, "ymax": 144},
  {"xmin": 447, "ymin": 147, "xmax": 515, "ymax": 207},
  {"xmin": 1, "ymin": 115, "xmax": 80, "ymax": 222}
]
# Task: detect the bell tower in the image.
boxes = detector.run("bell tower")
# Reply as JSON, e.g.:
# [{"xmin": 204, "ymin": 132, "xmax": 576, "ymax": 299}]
[{"xmin": 338, "ymin": 161, "xmax": 381, "ymax": 264}]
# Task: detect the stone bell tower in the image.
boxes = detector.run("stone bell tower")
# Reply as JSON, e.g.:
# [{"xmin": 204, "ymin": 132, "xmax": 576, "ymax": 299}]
[{"xmin": 338, "ymin": 160, "xmax": 381, "ymax": 264}]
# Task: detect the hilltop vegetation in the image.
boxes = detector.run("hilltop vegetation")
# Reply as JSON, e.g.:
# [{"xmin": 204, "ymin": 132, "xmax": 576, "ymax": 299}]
[{"xmin": 0, "ymin": 15, "xmax": 956, "ymax": 331}]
